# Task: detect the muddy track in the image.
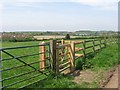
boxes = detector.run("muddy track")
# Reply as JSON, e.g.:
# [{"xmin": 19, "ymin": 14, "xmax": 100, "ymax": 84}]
[
  {"xmin": 72, "ymin": 65, "xmax": 119, "ymax": 88},
  {"xmin": 105, "ymin": 66, "xmax": 118, "ymax": 88},
  {"xmin": 101, "ymin": 65, "xmax": 119, "ymax": 89}
]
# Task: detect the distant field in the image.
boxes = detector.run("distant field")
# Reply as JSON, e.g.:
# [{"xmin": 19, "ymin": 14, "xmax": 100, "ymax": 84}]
[{"xmin": 33, "ymin": 36, "xmax": 81, "ymax": 40}]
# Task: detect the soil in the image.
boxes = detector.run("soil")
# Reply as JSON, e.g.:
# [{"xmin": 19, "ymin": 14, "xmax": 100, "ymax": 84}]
[
  {"xmin": 104, "ymin": 66, "xmax": 118, "ymax": 88},
  {"xmin": 100, "ymin": 65, "xmax": 119, "ymax": 89},
  {"xmin": 72, "ymin": 65, "xmax": 119, "ymax": 88},
  {"xmin": 72, "ymin": 69, "xmax": 97, "ymax": 84}
]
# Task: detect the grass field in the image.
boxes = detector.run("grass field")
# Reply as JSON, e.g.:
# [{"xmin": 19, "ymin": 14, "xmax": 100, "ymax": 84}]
[
  {"xmin": 2, "ymin": 41, "xmax": 50, "ymax": 88},
  {"xmin": 36, "ymin": 42, "xmax": 118, "ymax": 88},
  {"xmin": 27, "ymin": 41, "xmax": 118, "ymax": 88},
  {"xmin": 1, "ymin": 39, "xmax": 118, "ymax": 88}
]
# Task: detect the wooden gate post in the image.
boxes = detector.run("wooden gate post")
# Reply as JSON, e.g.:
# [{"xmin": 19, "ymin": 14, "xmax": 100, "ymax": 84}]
[
  {"xmin": 71, "ymin": 41, "xmax": 75, "ymax": 66},
  {"xmin": 70, "ymin": 41, "xmax": 75, "ymax": 72},
  {"xmin": 61, "ymin": 39, "xmax": 65, "ymax": 45},
  {"xmin": 83, "ymin": 41, "xmax": 86, "ymax": 58},
  {"xmin": 56, "ymin": 43, "xmax": 60, "ymax": 74},
  {"xmin": 39, "ymin": 42, "xmax": 46, "ymax": 70},
  {"xmin": 50, "ymin": 40, "xmax": 57, "ymax": 74},
  {"xmin": 61, "ymin": 39, "xmax": 65, "ymax": 62}
]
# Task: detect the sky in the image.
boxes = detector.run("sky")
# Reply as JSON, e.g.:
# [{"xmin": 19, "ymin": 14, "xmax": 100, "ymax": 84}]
[{"xmin": 0, "ymin": 0, "xmax": 119, "ymax": 32}]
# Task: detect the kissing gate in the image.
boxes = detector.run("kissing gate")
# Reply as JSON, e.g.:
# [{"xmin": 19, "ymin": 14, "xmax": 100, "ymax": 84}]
[
  {"xmin": 0, "ymin": 39, "xmax": 106, "ymax": 89},
  {"xmin": 40, "ymin": 40, "xmax": 75, "ymax": 75},
  {"xmin": 40, "ymin": 39, "xmax": 106, "ymax": 74}
]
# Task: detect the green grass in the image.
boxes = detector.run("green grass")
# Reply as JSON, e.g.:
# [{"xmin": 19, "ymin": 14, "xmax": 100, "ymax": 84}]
[
  {"xmin": 75, "ymin": 42, "xmax": 118, "ymax": 71},
  {"xmin": 90, "ymin": 43, "xmax": 118, "ymax": 70},
  {"xmin": 2, "ymin": 41, "xmax": 50, "ymax": 88},
  {"xmin": 30, "ymin": 42, "xmax": 118, "ymax": 88},
  {"xmin": 1, "ymin": 40, "xmax": 118, "ymax": 88},
  {"xmin": 27, "ymin": 75, "xmax": 80, "ymax": 88},
  {"xmin": 26, "ymin": 74, "xmax": 99, "ymax": 88}
]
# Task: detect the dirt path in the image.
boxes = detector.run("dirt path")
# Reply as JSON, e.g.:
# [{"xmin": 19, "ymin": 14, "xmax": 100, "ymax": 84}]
[
  {"xmin": 105, "ymin": 66, "xmax": 118, "ymax": 88},
  {"xmin": 72, "ymin": 65, "xmax": 119, "ymax": 88}
]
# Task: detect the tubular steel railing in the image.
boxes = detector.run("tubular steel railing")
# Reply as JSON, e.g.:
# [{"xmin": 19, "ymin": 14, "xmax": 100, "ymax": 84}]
[
  {"xmin": 0, "ymin": 37, "xmax": 117, "ymax": 89},
  {"xmin": 0, "ymin": 42, "xmax": 51, "ymax": 89}
]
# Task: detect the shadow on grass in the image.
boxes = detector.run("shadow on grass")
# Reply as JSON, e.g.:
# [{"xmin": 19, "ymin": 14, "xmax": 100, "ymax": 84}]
[
  {"xmin": 75, "ymin": 53, "xmax": 95, "ymax": 70},
  {"xmin": 24, "ymin": 74, "xmax": 79, "ymax": 89}
]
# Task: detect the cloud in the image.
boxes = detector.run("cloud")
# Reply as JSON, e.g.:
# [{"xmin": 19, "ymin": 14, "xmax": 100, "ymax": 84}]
[
  {"xmin": 71, "ymin": 0, "xmax": 118, "ymax": 10},
  {"xmin": 16, "ymin": 0, "xmax": 119, "ymax": 5},
  {"xmin": 1, "ymin": 0, "xmax": 119, "ymax": 9},
  {"xmin": 1, "ymin": 0, "xmax": 118, "ymax": 12},
  {"xmin": 1, "ymin": 0, "xmax": 119, "ymax": 5},
  {"xmin": 71, "ymin": 0, "xmax": 118, "ymax": 6},
  {"xmin": 0, "ymin": 4, "xmax": 3, "ymax": 10},
  {"xmin": 16, "ymin": 0, "xmax": 69, "ymax": 3}
]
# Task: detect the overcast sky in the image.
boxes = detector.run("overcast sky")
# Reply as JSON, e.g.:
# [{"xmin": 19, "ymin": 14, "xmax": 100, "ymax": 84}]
[{"xmin": 0, "ymin": 0, "xmax": 119, "ymax": 32}]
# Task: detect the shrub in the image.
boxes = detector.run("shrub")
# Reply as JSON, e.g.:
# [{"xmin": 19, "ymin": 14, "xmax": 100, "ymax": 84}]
[
  {"xmin": 75, "ymin": 58, "xmax": 83, "ymax": 70},
  {"xmin": 2, "ymin": 33, "xmax": 33, "ymax": 42},
  {"xmin": 65, "ymin": 34, "xmax": 70, "ymax": 39}
]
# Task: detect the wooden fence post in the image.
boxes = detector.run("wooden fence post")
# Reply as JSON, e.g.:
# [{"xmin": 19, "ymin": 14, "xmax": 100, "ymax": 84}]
[
  {"xmin": 56, "ymin": 43, "xmax": 60, "ymax": 74},
  {"xmin": 116, "ymin": 36, "xmax": 118, "ymax": 44},
  {"xmin": 71, "ymin": 41, "xmax": 75, "ymax": 71},
  {"xmin": 99, "ymin": 39, "xmax": 102, "ymax": 50},
  {"xmin": 61, "ymin": 39, "xmax": 65, "ymax": 62},
  {"xmin": 61, "ymin": 39, "xmax": 65, "ymax": 45},
  {"xmin": 92, "ymin": 39, "xmax": 95, "ymax": 53},
  {"xmin": 83, "ymin": 41, "xmax": 86, "ymax": 58},
  {"xmin": 114, "ymin": 36, "xmax": 116, "ymax": 43},
  {"xmin": 39, "ymin": 42, "xmax": 46, "ymax": 70},
  {"xmin": 50, "ymin": 40, "xmax": 57, "ymax": 73},
  {"xmin": 104, "ymin": 38, "xmax": 107, "ymax": 48},
  {"xmin": 115, "ymin": 36, "xmax": 118, "ymax": 43}
]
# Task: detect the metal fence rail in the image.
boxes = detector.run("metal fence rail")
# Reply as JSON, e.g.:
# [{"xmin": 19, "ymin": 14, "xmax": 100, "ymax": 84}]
[
  {"xmin": 0, "ymin": 36, "xmax": 118, "ymax": 89},
  {"xmin": 0, "ymin": 43, "xmax": 51, "ymax": 89}
]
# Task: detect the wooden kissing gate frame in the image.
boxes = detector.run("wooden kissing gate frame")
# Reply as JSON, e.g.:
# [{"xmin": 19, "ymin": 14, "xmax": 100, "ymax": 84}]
[{"xmin": 39, "ymin": 39, "xmax": 106, "ymax": 75}]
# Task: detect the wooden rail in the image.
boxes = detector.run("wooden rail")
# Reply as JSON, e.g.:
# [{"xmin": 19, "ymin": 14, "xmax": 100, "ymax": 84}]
[
  {"xmin": 39, "ymin": 35, "xmax": 118, "ymax": 74},
  {"xmin": 73, "ymin": 39, "xmax": 106, "ymax": 60},
  {"xmin": 1, "ymin": 36, "xmax": 118, "ymax": 89},
  {"xmin": 40, "ymin": 39, "xmax": 106, "ymax": 74}
]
